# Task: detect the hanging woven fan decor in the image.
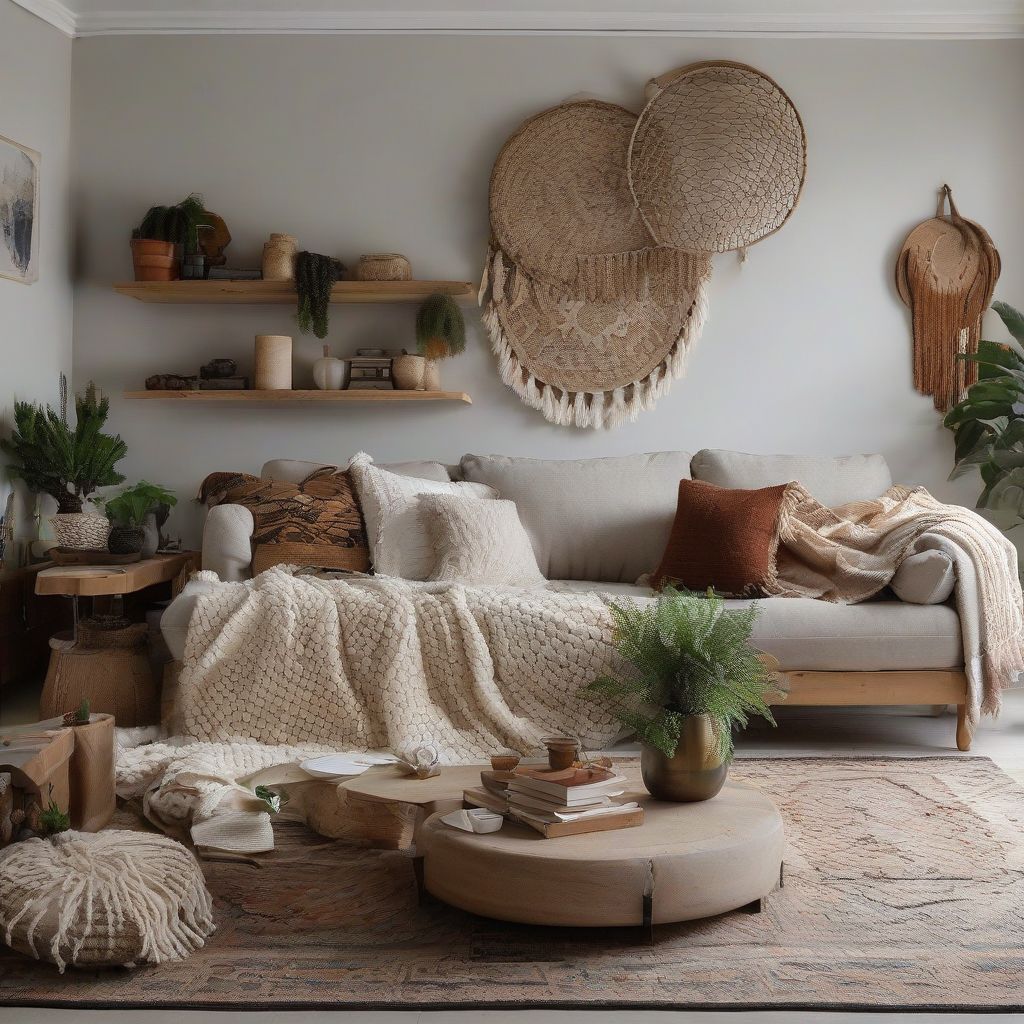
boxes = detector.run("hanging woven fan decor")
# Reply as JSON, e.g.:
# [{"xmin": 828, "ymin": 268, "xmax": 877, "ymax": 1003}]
[
  {"xmin": 627, "ymin": 61, "xmax": 806, "ymax": 254},
  {"xmin": 896, "ymin": 185, "xmax": 1001, "ymax": 412},
  {"xmin": 482, "ymin": 99, "xmax": 713, "ymax": 429}
]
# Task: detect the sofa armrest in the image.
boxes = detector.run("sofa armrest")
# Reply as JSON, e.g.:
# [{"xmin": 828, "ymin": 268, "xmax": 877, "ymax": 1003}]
[
  {"xmin": 202, "ymin": 503, "xmax": 254, "ymax": 582},
  {"xmin": 890, "ymin": 548, "xmax": 956, "ymax": 605}
]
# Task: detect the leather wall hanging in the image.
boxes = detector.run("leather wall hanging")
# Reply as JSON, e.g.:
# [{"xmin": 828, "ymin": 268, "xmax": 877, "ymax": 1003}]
[
  {"xmin": 896, "ymin": 185, "xmax": 1001, "ymax": 412},
  {"xmin": 481, "ymin": 64, "xmax": 806, "ymax": 429}
]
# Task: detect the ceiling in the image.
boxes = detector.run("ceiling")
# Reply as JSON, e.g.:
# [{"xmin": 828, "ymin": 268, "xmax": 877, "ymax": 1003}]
[{"xmin": 13, "ymin": 0, "xmax": 1024, "ymax": 39}]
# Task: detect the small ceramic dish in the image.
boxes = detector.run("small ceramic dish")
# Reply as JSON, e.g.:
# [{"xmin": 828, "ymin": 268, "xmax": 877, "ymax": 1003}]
[{"xmin": 441, "ymin": 808, "xmax": 504, "ymax": 834}]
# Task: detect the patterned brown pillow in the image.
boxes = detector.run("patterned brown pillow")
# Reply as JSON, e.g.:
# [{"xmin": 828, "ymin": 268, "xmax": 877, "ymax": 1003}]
[
  {"xmin": 651, "ymin": 478, "xmax": 791, "ymax": 596},
  {"xmin": 199, "ymin": 468, "xmax": 369, "ymax": 574}
]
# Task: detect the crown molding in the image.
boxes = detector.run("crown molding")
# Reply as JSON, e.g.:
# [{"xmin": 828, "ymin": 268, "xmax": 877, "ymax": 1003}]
[
  {"xmin": 12, "ymin": 3, "xmax": 1024, "ymax": 40},
  {"xmin": 12, "ymin": 0, "xmax": 76, "ymax": 36}
]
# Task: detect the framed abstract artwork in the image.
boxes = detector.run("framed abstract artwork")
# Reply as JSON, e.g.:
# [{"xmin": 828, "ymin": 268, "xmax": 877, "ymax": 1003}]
[{"xmin": 0, "ymin": 133, "xmax": 40, "ymax": 284}]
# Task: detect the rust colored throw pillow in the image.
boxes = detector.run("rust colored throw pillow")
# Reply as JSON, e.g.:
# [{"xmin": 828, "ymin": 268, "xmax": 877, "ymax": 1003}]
[
  {"xmin": 651, "ymin": 478, "xmax": 790, "ymax": 596},
  {"xmin": 199, "ymin": 467, "xmax": 370, "ymax": 574}
]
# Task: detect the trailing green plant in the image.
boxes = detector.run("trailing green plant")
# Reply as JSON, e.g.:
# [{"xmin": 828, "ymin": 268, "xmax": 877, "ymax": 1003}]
[
  {"xmin": 582, "ymin": 588, "xmax": 777, "ymax": 762},
  {"xmin": 296, "ymin": 251, "xmax": 346, "ymax": 338},
  {"xmin": 944, "ymin": 301, "xmax": 1024, "ymax": 527},
  {"xmin": 416, "ymin": 292, "xmax": 466, "ymax": 360},
  {"xmin": 96, "ymin": 481, "xmax": 176, "ymax": 527},
  {"xmin": 1, "ymin": 376, "xmax": 127, "ymax": 514},
  {"xmin": 132, "ymin": 194, "xmax": 212, "ymax": 253}
]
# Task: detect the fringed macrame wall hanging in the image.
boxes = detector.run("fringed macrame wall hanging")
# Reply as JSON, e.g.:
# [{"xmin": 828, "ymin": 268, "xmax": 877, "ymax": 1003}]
[
  {"xmin": 896, "ymin": 185, "xmax": 1001, "ymax": 412},
  {"xmin": 481, "ymin": 64, "xmax": 806, "ymax": 429}
]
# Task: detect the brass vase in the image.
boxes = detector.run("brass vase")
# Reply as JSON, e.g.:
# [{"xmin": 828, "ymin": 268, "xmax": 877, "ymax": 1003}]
[{"xmin": 640, "ymin": 714, "xmax": 727, "ymax": 802}]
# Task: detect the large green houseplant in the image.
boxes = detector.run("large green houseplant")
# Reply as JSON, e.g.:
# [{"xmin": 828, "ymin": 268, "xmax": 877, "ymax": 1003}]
[
  {"xmin": 1, "ymin": 377, "xmax": 127, "ymax": 549},
  {"xmin": 583, "ymin": 588, "xmax": 777, "ymax": 802},
  {"xmin": 944, "ymin": 301, "xmax": 1024, "ymax": 531}
]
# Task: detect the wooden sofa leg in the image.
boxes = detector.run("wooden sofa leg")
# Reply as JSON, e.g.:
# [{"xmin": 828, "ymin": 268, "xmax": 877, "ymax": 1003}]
[{"xmin": 956, "ymin": 705, "xmax": 974, "ymax": 752}]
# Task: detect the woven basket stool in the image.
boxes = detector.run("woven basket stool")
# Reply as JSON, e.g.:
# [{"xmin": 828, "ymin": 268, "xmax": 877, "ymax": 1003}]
[{"xmin": 40, "ymin": 622, "xmax": 158, "ymax": 727}]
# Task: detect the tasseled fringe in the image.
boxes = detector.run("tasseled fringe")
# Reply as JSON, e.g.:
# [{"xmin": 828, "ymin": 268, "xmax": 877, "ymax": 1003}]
[{"xmin": 481, "ymin": 266, "xmax": 712, "ymax": 430}]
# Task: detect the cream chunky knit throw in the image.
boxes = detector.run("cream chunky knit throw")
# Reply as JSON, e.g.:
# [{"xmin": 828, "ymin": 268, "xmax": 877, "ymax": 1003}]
[
  {"xmin": 767, "ymin": 484, "xmax": 1024, "ymax": 721},
  {"xmin": 177, "ymin": 571, "xmax": 624, "ymax": 761}
]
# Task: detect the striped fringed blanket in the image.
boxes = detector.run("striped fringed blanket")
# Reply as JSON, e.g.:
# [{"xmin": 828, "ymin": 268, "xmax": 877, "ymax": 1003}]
[{"xmin": 765, "ymin": 484, "xmax": 1024, "ymax": 721}]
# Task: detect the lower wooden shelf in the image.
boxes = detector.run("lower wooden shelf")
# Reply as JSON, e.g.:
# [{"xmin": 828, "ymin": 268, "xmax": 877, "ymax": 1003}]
[{"xmin": 123, "ymin": 389, "xmax": 471, "ymax": 404}]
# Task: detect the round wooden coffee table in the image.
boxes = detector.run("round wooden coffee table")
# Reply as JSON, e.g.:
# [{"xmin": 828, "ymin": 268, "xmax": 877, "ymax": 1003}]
[{"xmin": 417, "ymin": 781, "xmax": 783, "ymax": 928}]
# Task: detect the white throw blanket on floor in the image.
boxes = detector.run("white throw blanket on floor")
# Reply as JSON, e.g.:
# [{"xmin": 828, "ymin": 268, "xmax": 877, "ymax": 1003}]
[{"xmin": 177, "ymin": 570, "xmax": 625, "ymax": 761}]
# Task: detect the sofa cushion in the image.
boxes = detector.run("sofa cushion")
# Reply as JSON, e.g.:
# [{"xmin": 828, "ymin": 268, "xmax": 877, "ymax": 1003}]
[
  {"xmin": 543, "ymin": 581, "xmax": 963, "ymax": 672},
  {"xmin": 262, "ymin": 458, "xmax": 450, "ymax": 484},
  {"xmin": 459, "ymin": 452, "xmax": 692, "ymax": 583},
  {"xmin": 199, "ymin": 468, "xmax": 369, "ymax": 574},
  {"xmin": 202, "ymin": 504, "xmax": 254, "ymax": 582},
  {"xmin": 349, "ymin": 453, "xmax": 496, "ymax": 580},
  {"xmin": 890, "ymin": 549, "xmax": 956, "ymax": 605},
  {"xmin": 690, "ymin": 449, "xmax": 892, "ymax": 507},
  {"xmin": 651, "ymin": 479, "xmax": 790, "ymax": 595},
  {"xmin": 423, "ymin": 494, "xmax": 546, "ymax": 587}
]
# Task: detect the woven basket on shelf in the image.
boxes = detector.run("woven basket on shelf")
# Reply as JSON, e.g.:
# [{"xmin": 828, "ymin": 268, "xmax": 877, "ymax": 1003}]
[{"xmin": 355, "ymin": 253, "xmax": 411, "ymax": 281}]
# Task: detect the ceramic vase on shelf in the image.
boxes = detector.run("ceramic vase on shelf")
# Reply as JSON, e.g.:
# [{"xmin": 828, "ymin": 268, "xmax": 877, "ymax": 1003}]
[
  {"xmin": 50, "ymin": 513, "xmax": 110, "ymax": 551},
  {"xmin": 262, "ymin": 233, "xmax": 298, "ymax": 282},
  {"xmin": 640, "ymin": 714, "xmax": 727, "ymax": 802},
  {"xmin": 253, "ymin": 335, "xmax": 292, "ymax": 390},
  {"xmin": 313, "ymin": 346, "xmax": 346, "ymax": 390},
  {"xmin": 422, "ymin": 359, "xmax": 442, "ymax": 391},
  {"xmin": 391, "ymin": 353, "xmax": 426, "ymax": 391}
]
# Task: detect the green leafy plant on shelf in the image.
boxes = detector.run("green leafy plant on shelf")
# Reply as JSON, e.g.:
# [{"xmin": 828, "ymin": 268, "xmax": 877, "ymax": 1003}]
[
  {"xmin": 132, "ymin": 194, "xmax": 212, "ymax": 253},
  {"xmin": 944, "ymin": 301, "xmax": 1024, "ymax": 528},
  {"xmin": 416, "ymin": 292, "xmax": 466, "ymax": 360},
  {"xmin": 296, "ymin": 251, "xmax": 347, "ymax": 338},
  {"xmin": 96, "ymin": 481, "xmax": 177, "ymax": 527},
  {"xmin": 1, "ymin": 377, "xmax": 127, "ymax": 514},
  {"xmin": 582, "ymin": 588, "xmax": 777, "ymax": 762}
]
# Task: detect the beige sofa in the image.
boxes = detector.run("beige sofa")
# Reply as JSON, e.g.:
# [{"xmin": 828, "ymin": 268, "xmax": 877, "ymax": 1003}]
[{"xmin": 161, "ymin": 450, "xmax": 972, "ymax": 750}]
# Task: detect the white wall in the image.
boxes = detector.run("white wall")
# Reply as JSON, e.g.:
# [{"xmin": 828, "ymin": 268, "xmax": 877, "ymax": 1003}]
[
  {"xmin": 0, "ymin": 0, "xmax": 73, "ymax": 556},
  {"xmin": 69, "ymin": 35, "xmax": 1024, "ymax": 545}
]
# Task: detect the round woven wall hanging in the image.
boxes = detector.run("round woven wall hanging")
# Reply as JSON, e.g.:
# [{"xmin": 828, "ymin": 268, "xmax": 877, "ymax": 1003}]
[
  {"xmin": 488, "ymin": 100, "xmax": 655, "ymax": 297},
  {"xmin": 895, "ymin": 184, "xmax": 1001, "ymax": 412},
  {"xmin": 481, "ymin": 246, "xmax": 710, "ymax": 429},
  {"xmin": 628, "ymin": 61, "xmax": 806, "ymax": 253}
]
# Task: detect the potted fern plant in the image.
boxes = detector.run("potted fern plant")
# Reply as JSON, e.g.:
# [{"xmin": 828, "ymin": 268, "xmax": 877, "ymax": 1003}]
[
  {"xmin": 1, "ymin": 378, "xmax": 127, "ymax": 550},
  {"xmin": 415, "ymin": 292, "xmax": 466, "ymax": 390},
  {"xmin": 583, "ymin": 588, "xmax": 778, "ymax": 802},
  {"xmin": 131, "ymin": 194, "xmax": 212, "ymax": 281}
]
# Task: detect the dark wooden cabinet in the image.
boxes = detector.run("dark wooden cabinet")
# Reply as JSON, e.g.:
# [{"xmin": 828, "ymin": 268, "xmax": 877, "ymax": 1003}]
[{"xmin": 0, "ymin": 564, "xmax": 71, "ymax": 690}]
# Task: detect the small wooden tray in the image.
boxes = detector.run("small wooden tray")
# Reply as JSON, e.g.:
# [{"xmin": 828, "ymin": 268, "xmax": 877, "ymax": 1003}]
[{"xmin": 49, "ymin": 548, "xmax": 141, "ymax": 566}]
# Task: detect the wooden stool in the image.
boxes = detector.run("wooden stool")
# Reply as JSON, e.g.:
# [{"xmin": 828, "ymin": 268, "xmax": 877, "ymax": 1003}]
[{"xmin": 40, "ymin": 630, "xmax": 159, "ymax": 727}]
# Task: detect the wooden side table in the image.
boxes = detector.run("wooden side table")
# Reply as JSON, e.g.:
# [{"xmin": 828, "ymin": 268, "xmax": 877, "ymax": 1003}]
[{"xmin": 35, "ymin": 553, "xmax": 198, "ymax": 726}]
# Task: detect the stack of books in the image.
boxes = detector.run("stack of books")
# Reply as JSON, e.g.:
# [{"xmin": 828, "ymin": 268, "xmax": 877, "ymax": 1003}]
[{"xmin": 465, "ymin": 765, "xmax": 643, "ymax": 838}]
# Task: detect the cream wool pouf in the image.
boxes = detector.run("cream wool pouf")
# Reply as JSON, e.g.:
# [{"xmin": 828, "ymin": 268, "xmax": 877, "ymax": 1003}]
[{"xmin": 0, "ymin": 830, "xmax": 215, "ymax": 973}]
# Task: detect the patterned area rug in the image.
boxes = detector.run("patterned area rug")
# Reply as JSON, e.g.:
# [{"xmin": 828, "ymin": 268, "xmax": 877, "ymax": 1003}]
[{"xmin": 3, "ymin": 756, "xmax": 1024, "ymax": 1011}]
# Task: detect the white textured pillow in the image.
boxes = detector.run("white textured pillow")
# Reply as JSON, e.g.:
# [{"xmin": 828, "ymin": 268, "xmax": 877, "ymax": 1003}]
[
  {"xmin": 421, "ymin": 494, "xmax": 546, "ymax": 587},
  {"xmin": 348, "ymin": 453, "xmax": 496, "ymax": 579}
]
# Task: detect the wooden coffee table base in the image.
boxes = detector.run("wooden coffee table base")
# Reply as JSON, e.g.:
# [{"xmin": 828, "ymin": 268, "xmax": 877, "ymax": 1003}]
[{"xmin": 417, "ymin": 780, "xmax": 784, "ymax": 929}]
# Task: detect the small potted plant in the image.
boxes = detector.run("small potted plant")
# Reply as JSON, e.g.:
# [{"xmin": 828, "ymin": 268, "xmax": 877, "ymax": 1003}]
[
  {"xmin": 97, "ymin": 482, "xmax": 176, "ymax": 555},
  {"xmin": 583, "ymin": 588, "xmax": 778, "ymax": 802},
  {"xmin": 415, "ymin": 292, "xmax": 466, "ymax": 390},
  {"xmin": 131, "ymin": 194, "xmax": 212, "ymax": 282},
  {"xmin": 1, "ymin": 377, "xmax": 126, "ymax": 550}
]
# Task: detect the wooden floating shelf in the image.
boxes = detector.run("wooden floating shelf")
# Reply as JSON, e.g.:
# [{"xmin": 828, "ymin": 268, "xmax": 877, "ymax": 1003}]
[
  {"xmin": 124, "ymin": 389, "xmax": 472, "ymax": 405},
  {"xmin": 113, "ymin": 279, "xmax": 475, "ymax": 304}
]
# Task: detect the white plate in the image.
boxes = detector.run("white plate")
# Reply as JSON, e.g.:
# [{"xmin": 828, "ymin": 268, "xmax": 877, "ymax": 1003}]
[{"xmin": 300, "ymin": 752, "xmax": 398, "ymax": 779}]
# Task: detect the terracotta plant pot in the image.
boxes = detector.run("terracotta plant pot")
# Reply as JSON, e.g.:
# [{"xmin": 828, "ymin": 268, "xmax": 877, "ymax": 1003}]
[
  {"xmin": 131, "ymin": 238, "xmax": 179, "ymax": 282},
  {"xmin": 640, "ymin": 714, "xmax": 728, "ymax": 802}
]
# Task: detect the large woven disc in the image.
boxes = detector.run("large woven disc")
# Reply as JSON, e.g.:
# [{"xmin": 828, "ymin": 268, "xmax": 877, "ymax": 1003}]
[
  {"xmin": 628, "ymin": 61, "xmax": 806, "ymax": 253},
  {"xmin": 490, "ymin": 248, "xmax": 709, "ymax": 394},
  {"xmin": 489, "ymin": 100, "xmax": 654, "ymax": 293}
]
